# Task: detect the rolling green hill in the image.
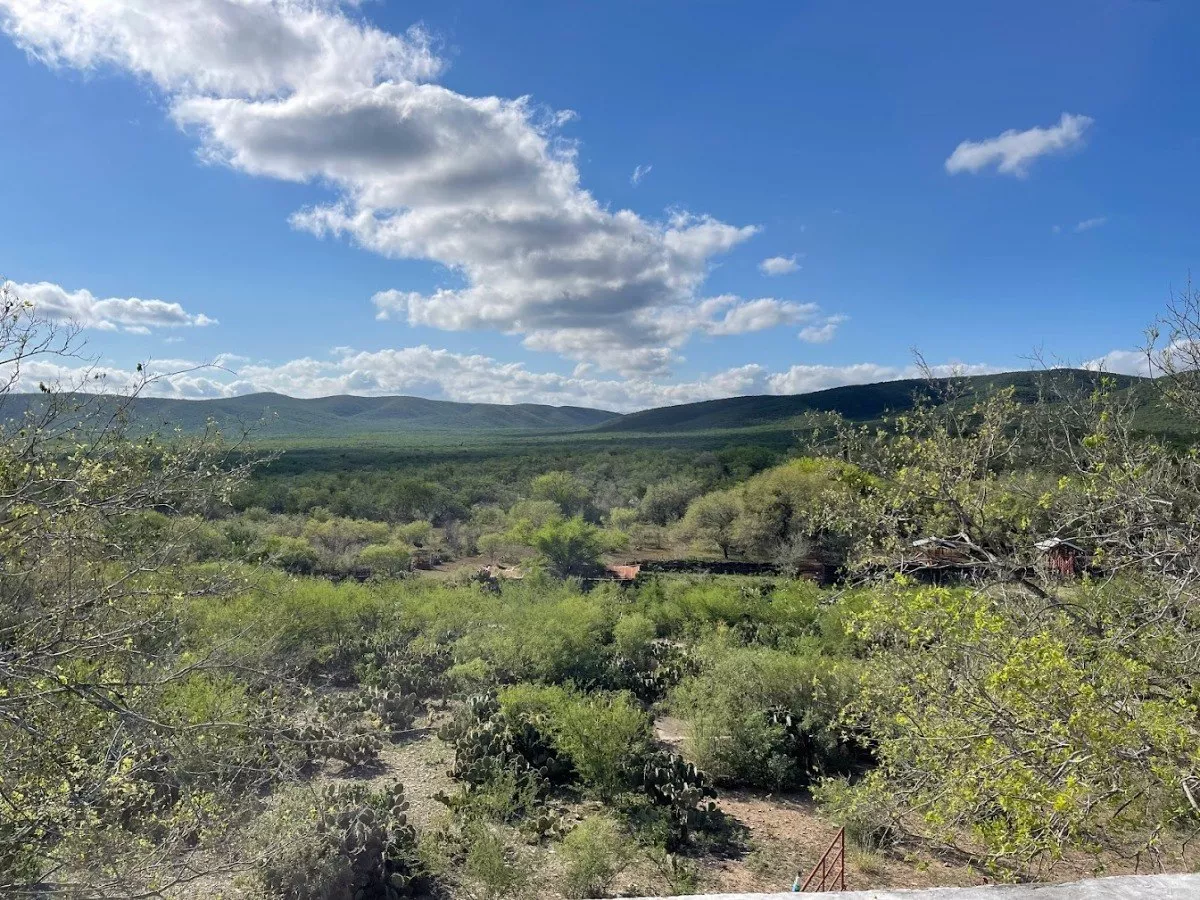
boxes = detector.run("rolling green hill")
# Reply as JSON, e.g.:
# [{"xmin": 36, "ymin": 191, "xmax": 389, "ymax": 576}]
[
  {"xmin": 1, "ymin": 369, "xmax": 1166, "ymax": 442},
  {"xmin": 0, "ymin": 392, "xmax": 619, "ymax": 437},
  {"xmin": 593, "ymin": 370, "xmax": 1152, "ymax": 434}
]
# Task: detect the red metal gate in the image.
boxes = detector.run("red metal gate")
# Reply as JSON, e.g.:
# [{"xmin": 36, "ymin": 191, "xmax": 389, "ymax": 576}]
[{"xmin": 798, "ymin": 827, "xmax": 846, "ymax": 892}]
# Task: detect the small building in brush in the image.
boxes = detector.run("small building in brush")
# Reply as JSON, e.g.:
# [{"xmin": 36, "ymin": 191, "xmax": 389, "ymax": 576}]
[
  {"xmin": 1035, "ymin": 537, "xmax": 1086, "ymax": 579},
  {"xmin": 910, "ymin": 537, "xmax": 972, "ymax": 568}
]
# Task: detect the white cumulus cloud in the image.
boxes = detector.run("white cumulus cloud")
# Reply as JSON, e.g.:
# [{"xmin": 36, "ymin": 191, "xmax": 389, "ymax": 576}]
[
  {"xmin": 0, "ymin": 0, "xmax": 835, "ymax": 372},
  {"xmin": 767, "ymin": 361, "xmax": 998, "ymax": 396},
  {"xmin": 759, "ymin": 255, "xmax": 800, "ymax": 276},
  {"xmin": 5, "ymin": 280, "xmax": 215, "ymax": 332},
  {"xmin": 798, "ymin": 315, "xmax": 847, "ymax": 344},
  {"xmin": 945, "ymin": 113, "xmax": 1093, "ymax": 177},
  {"xmin": 1083, "ymin": 348, "xmax": 1154, "ymax": 377},
  {"xmin": 8, "ymin": 345, "xmax": 1009, "ymax": 414}
]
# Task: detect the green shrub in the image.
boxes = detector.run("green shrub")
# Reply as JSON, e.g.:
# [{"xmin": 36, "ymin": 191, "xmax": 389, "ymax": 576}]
[
  {"xmin": 475, "ymin": 531, "xmax": 508, "ymax": 563},
  {"xmin": 159, "ymin": 672, "xmax": 250, "ymax": 728},
  {"xmin": 396, "ymin": 520, "xmax": 433, "ymax": 547},
  {"xmin": 447, "ymin": 656, "xmax": 493, "ymax": 691},
  {"xmin": 729, "ymin": 456, "xmax": 865, "ymax": 561},
  {"xmin": 530, "ymin": 517, "xmax": 604, "ymax": 578},
  {"xmin": 639, "ymin": 477, "xmax": 703, "ymax": 526},
  {"xmin": 180, "ymin": 518, "xmax": 233, "ymax": 561},
  {"xmin": 530, "ymin": 470, "xmax": 590, "ymax": 516},
  {"xmin": 499, "ymin": 684, "xmax": 651, "ymax": 799},
  {"xmin": 506, "ymin": 499, "xmax": 564, "ymax": 536},
  {"xmin": 223, "ymin": 516, "xmax": 264, "ymax": 556},
  {"xmin": 606, "ymin": 506, "xmax": 640, "ymax": 532},
  {"xmin": 266, "ymin": 534, "xmax": 320, "ymax": 574},
  {"xmin": 812, "ymin": 775, "xmax": 899, "ymax": 852},
  {"xmin": 182, "ymin": 574, "xmax": 386, "ymax": 677},
  {"xmin": 559, "ymin": 815, "xmax": 636, "ymax": 898},
  {"xmin": 358, "ymin": 541, "xmax": 414, "ymax": 576},
  {"xmin": 638, "ymin": 578, "xmax": 853, "ymax": 647},
  {"xmin": 462, "ymin": 823, "xmax": 533, "ymax": 900},
  {"xmin": 448, "ymin": 588, "xmax": 612, "ymax": 684},
  {"xmin": 441, "ymin": 766, "xmax": 542, "ymax": 827},
  {"xmin": 302, "ymin": 516, "xmax": 391, "ymax": 556},
  {"xmin": 670, "ymin": 641, "xmax": 856, "ymax": 789},
  {"xmin": 612, "ymin": 612, "xmax": 657, "ymax": 661},
  {"xmin": 552, "ymin": 692, "xmax": 651, "ymax": 799},
  {"xmin": 677, "ymin": 489, "xmax": 741, "ymax": 558}
]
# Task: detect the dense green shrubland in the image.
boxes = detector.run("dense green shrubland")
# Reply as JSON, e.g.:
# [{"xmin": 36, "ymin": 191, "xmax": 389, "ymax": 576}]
[{"xmin": 235, "ymin": 443, "xmax": 782, "ymax": 527}]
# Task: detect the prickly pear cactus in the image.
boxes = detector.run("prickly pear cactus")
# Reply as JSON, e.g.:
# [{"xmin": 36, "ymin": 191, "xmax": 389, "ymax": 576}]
[
  {"xmin": 439, "ymin": 692, "xmax": 572, "ymax": 790},
  {"xmin": 610, "ymin": 641, "xmax": 698, "ymax": 703},
  {"xmin": 369, "ymin": 687, "xmax": 422, "ymax": 731},
  {"xmin": 767, "ymin": 706, "xmax": 811, "ymax": 753},
  {"xmin": 313, "ymin": 781, "xmax": 428, "ymax": 899},
  {"xmin": 291, "ymin": 698, "xmax": 382, "ymax": 768},
  {"xmin": 360, "ymin": 637, "xmax": 451, "ymax": 700},
  {"xmin": 523, "ymin": 808, "xmax": 570, "ymax": 842},
  {"xmin": 636, "ymin": 750, "xmax": 719, "ymax": 847},
  {"xmin": 764, "ymin": 704, "xmax": 829, "ymax": 786},
  {"xmin": 437, "ymin": 691, "xmax": 499, "ymax": 744},
  {"xmin": 448, "ymin": 716, "xmax": 571, "ymax": 789},
  {"xmin": 296, "ymin": 718, "xmax": 383, "ymax": 768}
]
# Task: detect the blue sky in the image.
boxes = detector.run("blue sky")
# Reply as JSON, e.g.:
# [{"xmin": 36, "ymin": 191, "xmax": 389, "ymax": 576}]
[{"xmin": 0, "ymin": 0, "xmax": 1195, "ymax": 409}]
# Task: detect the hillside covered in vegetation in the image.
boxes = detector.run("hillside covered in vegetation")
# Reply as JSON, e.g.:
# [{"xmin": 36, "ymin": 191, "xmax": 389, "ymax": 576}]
[
  {"xmin": 0, "ymin": 391, "xmax": 620, "ymax": 438},
  {"xmin": 3, "ymin": 368, "xmax": 1169, "ymax": 445}
]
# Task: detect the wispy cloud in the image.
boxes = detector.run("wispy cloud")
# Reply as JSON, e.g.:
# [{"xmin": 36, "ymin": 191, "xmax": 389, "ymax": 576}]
[
  {"xmin": 759, "ymin": 255, "xmax": 800, "ymax": 276},
  {"xmin": 630, "ymin": 163, "xmax": 652, "ymax": 185},
  {"xmin": 1052, "ymin": 216, "xmax": 1108, "ymax": 235},
  {"xmin": 945, "ymin": 113, "xmax": 1093, "ymax": 177}
]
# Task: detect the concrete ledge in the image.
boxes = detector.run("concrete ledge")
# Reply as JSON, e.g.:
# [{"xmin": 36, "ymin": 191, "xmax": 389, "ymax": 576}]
[{"xmin": 623, "ymin": 873, "xmax": 1200, "ymax": 900}]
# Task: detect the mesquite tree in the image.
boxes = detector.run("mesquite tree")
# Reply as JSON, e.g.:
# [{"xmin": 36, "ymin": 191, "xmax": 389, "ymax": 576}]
[
  {"xmin": 821, "ymin": 347, "xmax": 1200, "ymax": 872},
  {"xmin": 0, "ymin": 283, "xmax": 267, "ymax": 896}
]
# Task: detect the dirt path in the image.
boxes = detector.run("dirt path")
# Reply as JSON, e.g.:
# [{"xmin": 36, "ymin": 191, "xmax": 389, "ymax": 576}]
[
  {"xmin": 649, "ymin": 715, "xmax": 982, "ymax": 894},
  {"xmin": 698, "ymin": 788, "xmax": 981, "ymax": 894},
  {"xmin": 654, "ymin": 714, "xmax": 688, "ymax": 752},
  {"xmin": 313, "ymin": 710, "xmax": 455, "ymax": 830}
]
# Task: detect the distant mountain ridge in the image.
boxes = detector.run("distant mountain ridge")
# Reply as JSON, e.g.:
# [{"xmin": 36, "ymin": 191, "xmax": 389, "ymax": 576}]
[
  {"xmin": 0, "ymin": 392, "xmax": 619, "ymax": 436},
  {"xmin": 0, "ymin": 369, "xmax": 1157, "ymax": 439},
  {"xmin": 595, "ymin": 369, "xmax": 1152, "ymax": 434}
]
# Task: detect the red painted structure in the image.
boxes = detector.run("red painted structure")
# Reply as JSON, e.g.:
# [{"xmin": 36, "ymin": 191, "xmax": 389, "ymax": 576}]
[
  {"xmin": 799, "ymin": 827, "xmax": 846, "ymax": 892},
  {"xmin": 604, "ymin": 564, "xmax": 642, "ymax": 581},
  {"xmin": 1035, "ymin": 538, "xmax": 1085, "ymax": 579}
]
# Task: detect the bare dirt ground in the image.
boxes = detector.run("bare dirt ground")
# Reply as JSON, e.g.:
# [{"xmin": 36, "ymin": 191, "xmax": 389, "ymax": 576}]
[
  {"xmin": 327, "ymin": 724, "xmax": 456, "ymax": 830},
  {"xmin": 645, "ymin": 716, "xmax": 1200, "ymax": 895},
  {"xmin": 699, "ymin": 789, "xmax": 983, "ymax": 895},
  {"xmin": 651, "ymin": 716, "xmax": 984, "ymax": 894}
]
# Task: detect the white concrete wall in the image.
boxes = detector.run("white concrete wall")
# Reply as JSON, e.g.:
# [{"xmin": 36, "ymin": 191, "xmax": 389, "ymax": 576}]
[{"xmin": 625, "ymin": 873, "xmax": 1200, "ymax": 900}]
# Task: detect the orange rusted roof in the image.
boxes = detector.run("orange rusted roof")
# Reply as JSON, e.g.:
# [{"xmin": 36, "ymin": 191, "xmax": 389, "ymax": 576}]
[{"xmin": 604, "ymin": 564, "xmax": 641, "ymax": 581}]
